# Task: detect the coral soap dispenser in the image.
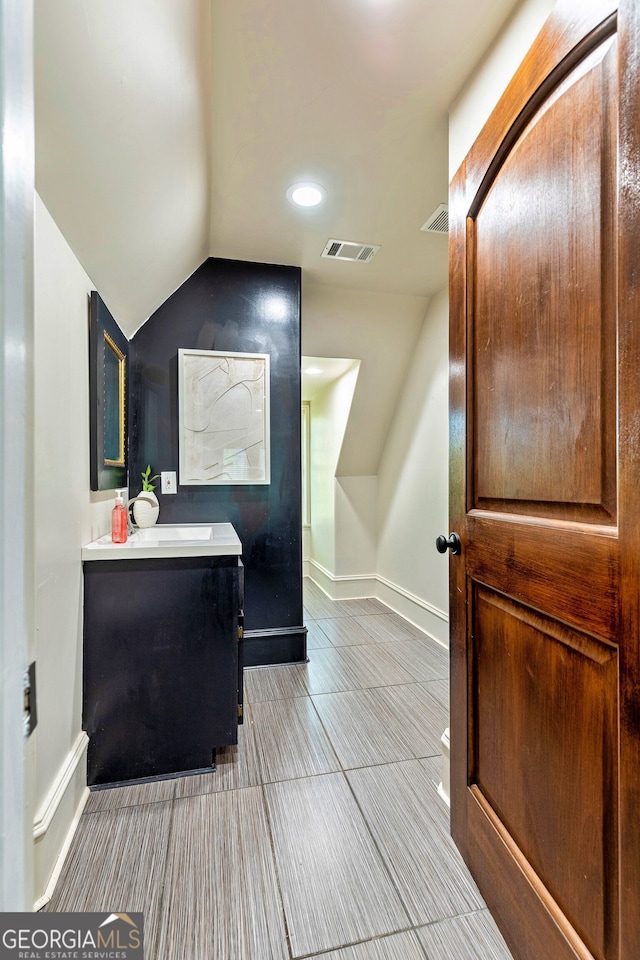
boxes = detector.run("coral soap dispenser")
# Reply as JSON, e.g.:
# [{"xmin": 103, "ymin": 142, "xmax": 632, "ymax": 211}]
[{"xmin": 111, "ymin": 489, "xmax": 128, "ymax": 543}]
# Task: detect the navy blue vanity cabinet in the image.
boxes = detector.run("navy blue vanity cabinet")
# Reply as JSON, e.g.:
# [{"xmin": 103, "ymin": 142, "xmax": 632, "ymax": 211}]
[{"xmin": 83, "ymin": 555, "xmax": 243, "ymax": 786}]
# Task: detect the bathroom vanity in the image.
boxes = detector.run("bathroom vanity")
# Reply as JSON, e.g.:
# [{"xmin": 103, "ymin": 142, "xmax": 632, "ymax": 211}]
[{"xmin": 82, "ymin": 523, "xmax": 243, "ymax": 786}]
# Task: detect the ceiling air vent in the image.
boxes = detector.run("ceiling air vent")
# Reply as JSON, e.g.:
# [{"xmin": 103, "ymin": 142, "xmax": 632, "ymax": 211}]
[
  {"xmin": 322, "ymin": 239, "xmax": 380, "ymax": 263},
  {"xmin": 421, "ymin": 203, "xmax": 449, "ymax": 234}
]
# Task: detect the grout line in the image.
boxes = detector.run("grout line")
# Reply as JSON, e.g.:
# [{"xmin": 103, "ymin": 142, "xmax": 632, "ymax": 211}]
[
  {"xmin": 339, "ymin": 766, "xmax": 420, "ymax": 935},
  {"xmin": 258, "ymin": 781, "xmax": 295, "ymax": 960},
  {"xmin": 305, "ymin": 678, "xmax": 445, "ymax": 701},
  {"xmin": 137, "ymin": 784, "xmax": 177, "ymax": 960},
  {"xmin": 288, "ymin": 926, "xmax": 429, "ymax": 960},
  {"xmin": 190, "ymin": 755, "xmax": 441, "ymax": 793},
  {"xmin": 303, "ymin": 689, "xmax": 426, "ymax": 946},
  {"xmin": 265, "ymin": 683, "xmax": 424, "ymax": 956},
  {"xmin": 82, "ymin": 792, "xmax": 177, "ymax": 815},
  {"xmin": 300, "ymin": 593, "xmax": 452, "ymax": 959}
]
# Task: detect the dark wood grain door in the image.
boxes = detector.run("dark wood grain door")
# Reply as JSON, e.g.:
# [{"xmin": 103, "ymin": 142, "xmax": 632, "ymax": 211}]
[{"xmin": 448, "ymin": 2, "xmax": 640, "ymax": 958}]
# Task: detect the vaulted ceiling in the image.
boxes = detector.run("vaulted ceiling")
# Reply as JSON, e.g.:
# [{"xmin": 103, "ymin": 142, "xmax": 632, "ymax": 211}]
[{"xmin": 34, "ymin": 0, "xmax": 522, "ymax": 337}]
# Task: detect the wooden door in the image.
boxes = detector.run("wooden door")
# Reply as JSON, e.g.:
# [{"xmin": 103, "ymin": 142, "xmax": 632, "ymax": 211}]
[{"xmin": 448, "ymin": 2, "xmax": 640, "ymax": 958}]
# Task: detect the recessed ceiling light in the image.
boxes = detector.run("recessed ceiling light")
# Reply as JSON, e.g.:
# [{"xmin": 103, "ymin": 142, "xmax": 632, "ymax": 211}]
[
  {"xmin": 287, "ymin": 182, "xmax": 326, "ymax": 207},
  {"xmin": 303, "ymin": 366, "xmax": 323, "ymax": 375}
]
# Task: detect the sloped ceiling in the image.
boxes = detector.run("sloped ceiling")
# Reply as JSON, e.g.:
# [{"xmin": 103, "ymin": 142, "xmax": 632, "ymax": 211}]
[
  {"xmin": 34, "ymin": 0, "xmax": 522, "ymax": 337},
  {"xmin": 34, "ymin": 0, "xmax": 212, "ymax": 336}
]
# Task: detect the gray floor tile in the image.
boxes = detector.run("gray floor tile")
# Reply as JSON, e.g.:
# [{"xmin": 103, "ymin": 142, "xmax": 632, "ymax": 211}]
[
  {"xmin": 323, "ymin": 598, "xmax": 358, "ymax": 618},
  {"xmin": 264, "ymin": 772, "xmax": 409, "ymax": 957},
  {"xmin": 303, "ymin": 583, "xmax": 389, "ymax": 619},
  {"xmin": 315, "ymin": 616, "xmax": 381, "ymax": 647},
  {"xmin": 375, "ymin": 683, "xmax": 448, "ymax": 759},
  {"xmin": 347, "ymin": 760, "xmax": 484, "ymax": 924},
  {"xmin": 304, "ymin": 579, "xmax": 328, "ymax": 602},
  {"xmin": 384, "ymin": 638, "xmax": 449, "ymax": 682},
  {"xmin": 335, "ymin": 597, "xmax": 391, "ymax": 616},
  {"xmin": 417, "ymin": 910, "xmax": 513, "ymax": 960},
  {"xmin": 311, "ymin": 688, "xmax": 419, "ymax": 768},
  {"xmin": 420, "ymin": 755, "xmax": 447, "ymax": 799},
  {"xmin": 351, "ymin": 614, "xmax": 425, "ymax": 643},
  {"xmin": 84, "ymin": 777, "xmax": 176, "ymax": 812},
  {"xmin": 303, "ymin": 593, "xmax": 333, "ymax": 619},
  {"xmin": 336, "ymin": 643, "xmax": 417, "ymax": 688},
  {"xmin": 306, "ymin": 620, "xmax": 334, "ymax": 650},
  {"xmin": 304, "ymin": 647, "xmax": 362, "ymax": 694},
  {"xmin": 46, "ymin": 800, "xmax": 172, "ymax": 953},
  {"xmin": 422, "ymin": 677, "xmax": 450, "ymax": 710},
  {"xmin": 307, "ymin": 930, "xmax": 426, "ymax": 960},
  {"xmin": 156, "ymin": 788, "xmax": 288, "ymax": 960},
  {"xmin": 304, "ymin": 593, "xmax": 352, "ymax": 620},
  {"xmin": 251, "ymin": 696, "xmax": 340, "ymax": 782},
  {"xmin": 385, "ymin": 612, "xmax": 429, "ymax": 637},
  {"xmin": 244, "ymin": 663, "xmax": 309, "ymax": 702}
]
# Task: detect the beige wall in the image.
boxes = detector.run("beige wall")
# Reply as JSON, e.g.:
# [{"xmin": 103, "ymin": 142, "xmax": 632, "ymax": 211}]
[
  {"xmin": 302, "ymin": 282, "xmax": 428, "ymax": 477},
  {"xmin": 449, "ymin": 0, "xmax": 555, "ymax": 177},
  {"xmin": 376, "ymin": 286, "xmax": 449, "ymax": 644},
  {"xmin": 335, "ymin": 476, "xmax": 377, "ymax": 580},
  {"xmin": 302, "ymin": 281, "xmax": 427, "ymax": 598},
  {"xmin": 308, "ymin": 362, "xmax": 359, "ymax": 579},
  {"xmin": 32, "ymin": 194, "xmax": 113, "ymax": 906}
]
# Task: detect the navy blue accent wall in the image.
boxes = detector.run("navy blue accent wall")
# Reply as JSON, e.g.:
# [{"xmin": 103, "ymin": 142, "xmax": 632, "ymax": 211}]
[{"xmin": 129, "ymin": 258, "xmax": 305, "ymax": 664}]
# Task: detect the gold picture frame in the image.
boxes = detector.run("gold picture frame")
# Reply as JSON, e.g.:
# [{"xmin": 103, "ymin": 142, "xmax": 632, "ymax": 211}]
[
  {"xmin": 102, "ymin": 331, "xmax": 126, "ymax": 467},
  {"xmin": 89, "ymin": 291, "xmax": 128, "ymax": 490}
]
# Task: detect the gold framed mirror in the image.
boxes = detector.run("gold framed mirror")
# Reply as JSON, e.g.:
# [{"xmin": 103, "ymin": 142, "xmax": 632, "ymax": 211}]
[{"xmin": 89, "ymin": 291, "xmax": 129, "ymax": 490}]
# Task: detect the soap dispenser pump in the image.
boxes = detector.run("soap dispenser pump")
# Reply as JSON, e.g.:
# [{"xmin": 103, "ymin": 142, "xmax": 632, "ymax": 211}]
[{"xmin": 111, "ymin": 489, "xmax": 128, "ymax": 543}]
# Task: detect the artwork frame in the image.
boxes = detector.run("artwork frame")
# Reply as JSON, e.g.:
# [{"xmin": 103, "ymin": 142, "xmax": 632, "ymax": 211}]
[
  {"xmin": 89, "ymin": 291, "xmax": 128, "ymax": 491},
  {"xmin": 178, "ymin": 347, "xmax": 271, "ymax": 485}
]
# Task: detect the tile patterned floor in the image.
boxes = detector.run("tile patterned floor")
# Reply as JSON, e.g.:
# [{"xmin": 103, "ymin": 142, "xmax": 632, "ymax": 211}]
[{"xmin": 45, "ymin": 580, "xmax": 514, "ymax": 960}]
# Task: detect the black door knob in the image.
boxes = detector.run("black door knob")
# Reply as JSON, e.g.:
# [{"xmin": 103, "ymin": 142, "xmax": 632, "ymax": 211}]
[{"xmin": 435, "ymin": 533, "xmax": 462, "ymax": 555}]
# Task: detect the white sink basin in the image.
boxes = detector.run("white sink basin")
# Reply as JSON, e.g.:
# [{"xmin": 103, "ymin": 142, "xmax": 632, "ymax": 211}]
[
  {"xmin": 132, "ymin": 525, "xmax": 216, "ymax": 542},
  {"xmin": 82, "ymin": 522, "xmax": 241, "ymax": 561}
]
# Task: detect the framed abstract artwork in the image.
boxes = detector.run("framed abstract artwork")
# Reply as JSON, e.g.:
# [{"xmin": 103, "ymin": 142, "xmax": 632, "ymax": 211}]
[
  {"xmin": 89, "ymin": 291, "xmax": 128, "ymax": 491},
  {"xmin": 178, "ymin": 348, "xmax": 270, "ymax": 485}
]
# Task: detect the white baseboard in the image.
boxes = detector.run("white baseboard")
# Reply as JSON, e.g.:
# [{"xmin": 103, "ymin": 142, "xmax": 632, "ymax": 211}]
[
  {"xmin": 34, "ymin": 787, "xmax": 89, "ymax": 911},
  {"xmin": 33, "ymin": 732, "xmax": 89, "ymax": 909},
  {"xmin": 33, "ymin": 732, "xmax": 88, "ymax": 840},
  {"xmin": 306, "ymin": 563, "xmax": 449, "ymax": 648},
  {"xmin": 376, "ymin": 576, "xmax": 449, "ymax": 648},
  {"xmin": 307, "ymin": 560, "xmax": 377, "ymax": 600}
]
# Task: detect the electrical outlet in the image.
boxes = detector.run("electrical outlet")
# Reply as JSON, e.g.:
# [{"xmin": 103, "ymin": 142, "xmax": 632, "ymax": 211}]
[{"xmin": 161, "ymin": 471, "xmax": 177, "ymax": 494}]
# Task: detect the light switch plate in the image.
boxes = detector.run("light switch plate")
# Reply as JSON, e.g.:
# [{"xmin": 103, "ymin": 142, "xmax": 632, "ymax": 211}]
[{"xmin": 161, "ymin": 471, "xmax": 177, "ymax": 494}]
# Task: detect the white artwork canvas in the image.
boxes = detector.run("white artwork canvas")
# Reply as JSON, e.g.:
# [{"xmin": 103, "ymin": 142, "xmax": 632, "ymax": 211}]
[{"xmin": 178, "ymin": 348, "xmax": 270, "ymax": 485}]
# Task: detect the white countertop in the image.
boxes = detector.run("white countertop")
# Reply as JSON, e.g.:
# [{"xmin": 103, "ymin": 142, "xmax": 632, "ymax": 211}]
[{"xmin": 82, "ymin": 522, "xmax": 242, "ymax": 561}]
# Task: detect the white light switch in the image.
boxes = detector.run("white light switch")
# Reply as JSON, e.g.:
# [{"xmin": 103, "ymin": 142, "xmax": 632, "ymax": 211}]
[{"xmin": 161, "ymin": 471, "xmax": 177, "ymax": 494}]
